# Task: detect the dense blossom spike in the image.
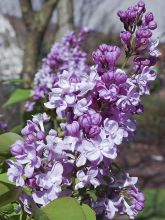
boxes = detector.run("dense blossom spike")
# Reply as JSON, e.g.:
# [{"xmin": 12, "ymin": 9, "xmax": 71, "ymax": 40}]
[{"xmin": 7, "ymin": 1, "xmax": 160, "ymax": 219}]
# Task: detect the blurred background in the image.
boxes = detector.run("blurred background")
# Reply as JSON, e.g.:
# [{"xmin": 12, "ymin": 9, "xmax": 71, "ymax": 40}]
[{"xmin": 0, "ymin": 0, "xmax": 165, "ymax": 219}]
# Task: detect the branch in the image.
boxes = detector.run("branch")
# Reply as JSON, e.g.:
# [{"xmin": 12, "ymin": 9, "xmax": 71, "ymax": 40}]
[
  {"xmin": 36, "ymin": 0, "xmax": 59, "ymax": 31},
  {"xmin": 20, "ymin": 0, "xmax": 34, "ymax": 29},
  {"xmin": 56, "ymin": 0, "xmax": 73, "ymax": 40}
]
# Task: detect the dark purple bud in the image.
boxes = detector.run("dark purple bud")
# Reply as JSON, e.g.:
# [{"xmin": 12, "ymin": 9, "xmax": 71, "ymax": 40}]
[
  {"xmin": 21, "ymin": 122, "xmax": 36, "ymax": 136},
  {"xmin": 148, "ymin": 57, "xmax": 156, "ymax": 66},
  {"xmin": 91, "ymin": 113, "xmax": 102, "ymax": 125},
  {"xmin": 143, "ymin": 30, "xmax": 152, "ymax": 38},
  {"xmin": 138, "ymin": 1, "xmax": 145, "ymax": 11},
  {"xmin": 99, "ymin": 44, "xmax": 109, "ymax": 52},
  {"xmin": 105, "ymin": 47, "xmax": 121, "ymax": 67},
  {"xmin": 11, "ymin": 140, "xmax": 24, "ymax": 156},
  {"xmin": 69, "ymin": 74, "xmax": 80, "ymax": 83},
  {"xmin": 78, "ymin": 114, "xmax": 92, "ymax": 131},
  {"xmin": 145, "ymin": 12, "xmax": 154, "ymax": 23},
  {"xmin": 88, "ymin": 126, "xmax": 100, "ymax": 138},
  {"xmin": 120, "ymin": 31, "xmax": 131, "ymax": 45},
  {"xmin": 148, "ymin": 21, "xmax": 157, "ymax": 30},
  {"xmin": 140, "ymin": 38, "xmax": 149, "ymax": 45},
  {"xmin": 25, "ymin": 134, "xmax": 35, "ymax": 144},
  {"xmin": 128, "ymin": 10, "xmax": 137, "ymax": 22},
  {"xmin": 114, "ymin": 69, "xmax": 127, "ymax": 84},
  {"xmin": 101, "ymin": 71, "xmax": 114, "ymax": 83},
  {"xmin": 36, "ymin": 131, "xmax": 45, "ymax": 140},
  {"xmin": 66, "ymin": 121, "xmax": 80, "ymax": 137},
  {"xmin": 92, "ymin": 50, "xmax": 103, "ymax": 64},
  {"xmin": 135, "ymin": 104, "xmax": 144, "ymax": 114},
  {"xmin": 117, "ymin": 10, "xmax": 127, "ymax": 19},
  {"xmin": 136, "ymin": 29, "xmax": 152, "ymax": 39}
]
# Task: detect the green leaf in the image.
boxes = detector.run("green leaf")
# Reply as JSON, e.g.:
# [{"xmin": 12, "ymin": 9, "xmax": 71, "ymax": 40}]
[
  {"xmin": 0, "ymin": 132, "xmax": 23, "ymax": 159},
  {"xmin": 87, "ymin": 190, "xmax": 97, "ymax": 202},
  {"xmin": 0, "ymin": 203, "xmax": 14, "ymax": 215},
  {"xmin": 0, "ymin": 187, "xmax": 22, "ymax": 207},
  {"xmin": 10, "ymin": 124, "xmax": 23, "ymax": 133},
  {"xmin": 0, "ymin": 181, "xmax": 15, "ymax": 196},
  {"xmin": 0, "ymin": 160, "xmax": 8, "ymax": 173},
  {"xmin": 0, "ymin": 170, "xmax": 15, "ymax": 185},
  {"xmin": 0, "ymin": 172, "xmax": 15, "ymax": 186},
  {"xmin": 7, "ymin": 215, "xmax": 20, "ymax": 220},
  {"xmin": 3, "ymin": 89, "xmax": 31, "ymax": 108},
  {"xmin": 41, "ymin": 197, "xmax": 96, "ymax": 220},
  {"xmin": 31, "ymin": 202, "xmax": 49, "ymax": 220},
  {"xmin": 81, "ymin": 203, "xmax": 96, "ymax": 220}
]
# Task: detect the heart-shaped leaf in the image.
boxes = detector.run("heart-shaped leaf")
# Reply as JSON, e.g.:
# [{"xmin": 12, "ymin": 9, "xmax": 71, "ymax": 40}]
[
  {"xmin": 31, "ymin": 202, "xmax": 49, "ymax": 220},
  {"xmin": 40, "ymin": 197, "xmax": 96, "ymax": 220},
  {"xmin": 81, "ymin": 203, "xmax": 96, "ymax": 220}
]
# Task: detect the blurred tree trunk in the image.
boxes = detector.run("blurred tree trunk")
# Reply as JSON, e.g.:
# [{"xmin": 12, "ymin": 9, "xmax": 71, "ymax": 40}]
[
  {"xmin": 22, "ymin": 31, "xmax": 42, "ymax": 85},
  {"xmin": 20, "ymin": 0, "xmax": 59, "ymax": 87},
  {"xmin": 56, "ymin": 0, "xmax": 74, "ymax": 40}
]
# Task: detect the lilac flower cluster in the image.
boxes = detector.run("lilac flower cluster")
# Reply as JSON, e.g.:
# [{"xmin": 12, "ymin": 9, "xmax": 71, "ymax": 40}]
[
  {"xmin": 25, "ymin": 28, "xmax": 89, "ymax": 111},
  {"xmin": 7, "ymin": 1, "xmax": 160, "ymax": 219},
  {"xmin": 118, "ymin": 1, "xmax": 160, "ymax": 75}
]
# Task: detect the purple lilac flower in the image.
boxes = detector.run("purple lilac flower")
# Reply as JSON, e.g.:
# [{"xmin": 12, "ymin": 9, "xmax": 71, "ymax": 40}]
[
  {"xmin": 7, "ymin": 160, "xmax": 24, "ymax": 186},
  {"xmin": 105, "ymin": 200, "xmax": 118, "ymax": 219},
  {"xmin": 32, "ymin": 162, "xmax": 63, "ymax": 205},
  {"xmin": 81, "ymin": 130, "xmax": 117, "ymax": 164},
  {"xmin": 134, "ymin": 66, "xmax": 157, "ymax": 95},
  {"xmin": 75, "ymin": 167, "xmax": 100, "ymax": 190}
]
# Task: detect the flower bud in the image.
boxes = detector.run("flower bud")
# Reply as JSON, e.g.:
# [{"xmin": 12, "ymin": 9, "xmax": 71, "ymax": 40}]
[
  {"xmin": 69, "ymin": 74, "xmax": 80, "ymax": 83},
  {"xmin": 138, "ymin": 0, "xmax": 145, "ymax": 7},
  {"xmin": 66, "ymin": 121, "xmax": 80, "ymax": 137},
  {"xmin": 11, "ymin": 140, "xmax": 24, "ymax": 156},
  {"xmin": 102, "ymin": 71, "xmax": 114, "ymax": 83},
  {"xmin": 99, "ymin": 44, "xmax": 109, "ymax": 52},
  {"xmin": 114, "ymin": 69, "xmax": 127, "ymax": 84},
  {"xmin": 105, "ymin": 46, "xmax": 121, "ymax": 67},
  {"xmin": 148, "ymin": 21, "xmax": 157, "ymax": 30},
  {"xmin": 88, "ymin": 126, "xmax": 100, "ymax": 138},
  {"xmin": 36, "ymin": 131, "xmax": 45, "ymax": 140},
  {"xmin": 92, "ymin": 50, "xmax": 103, "ymax": 64},
  {"xmin": 117, "ymin": 10, "xmax": 127, "ymax": 19},
  {"xmin": 91, "ymin": 113, "xmax": 102, "ymax": 125},
  {"xmin": 25, "ymin": 134, "xmax": 35, "ymax": 144},
  {"xmin": 145, "ymin": 12, "xmax": 154, "ymax": 23},
  {"xmin": 21, "ymin": 122, "xmax": 36, "ymax": 136},
  {"xmin": 78, "ymin": 114, "xmax": 92, "ymax": 131},
  {"xmin": 120, "ymin": 31, "xmax": 131, "ymax": 45}
]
